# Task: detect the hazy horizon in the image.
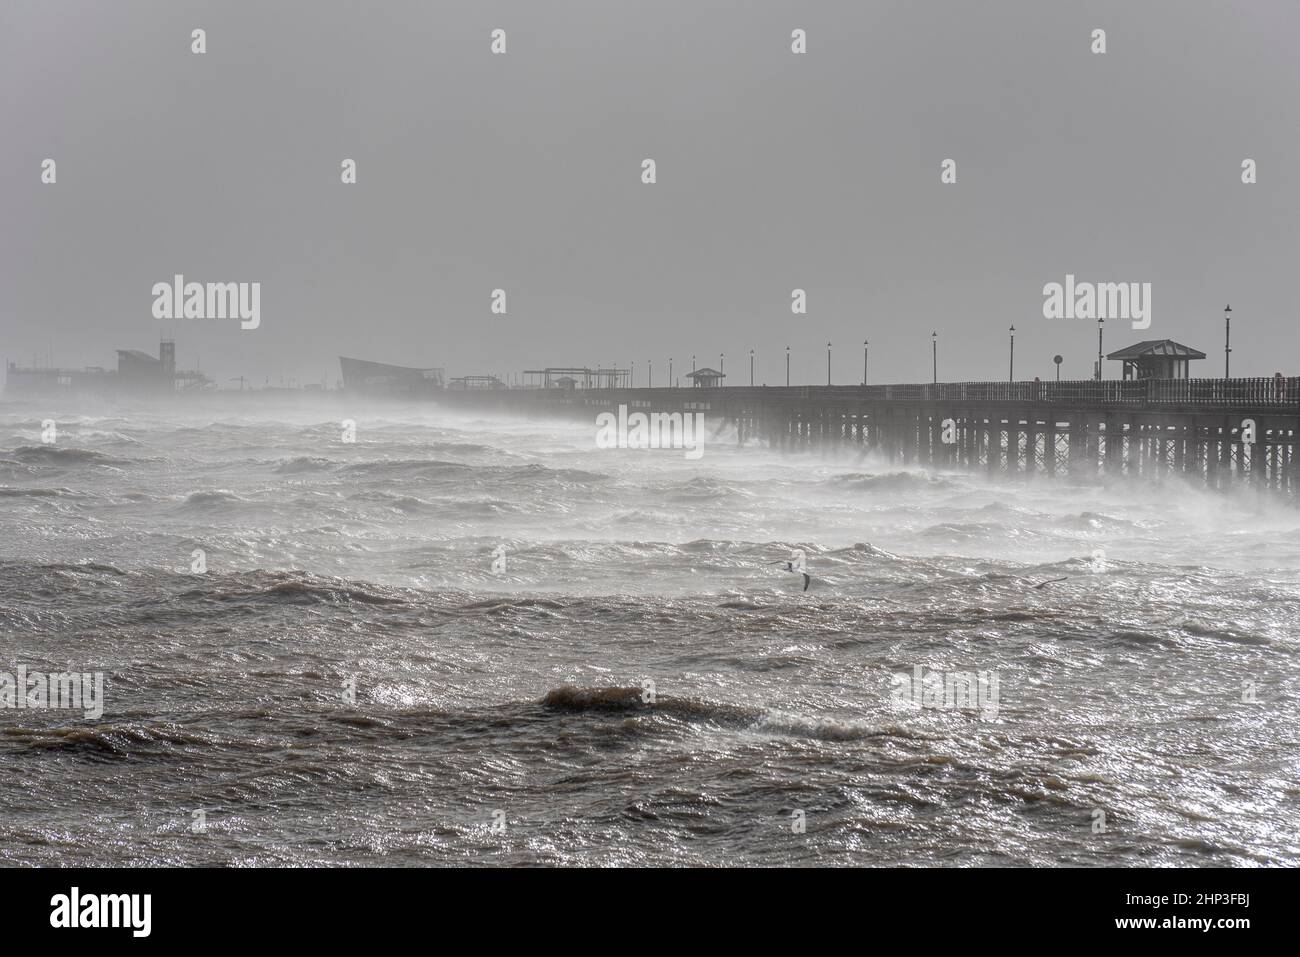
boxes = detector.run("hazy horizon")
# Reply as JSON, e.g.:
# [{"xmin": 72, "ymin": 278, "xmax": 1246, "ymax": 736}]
[{"xmin": 3, "ymin": 0, "xmax": 1297, "ymax": 387}]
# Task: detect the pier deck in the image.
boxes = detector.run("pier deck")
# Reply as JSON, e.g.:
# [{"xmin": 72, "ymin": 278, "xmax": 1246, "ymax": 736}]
[{"xmin": 437, "ymin": 377, "xmax": 1300, "ymax": 495}]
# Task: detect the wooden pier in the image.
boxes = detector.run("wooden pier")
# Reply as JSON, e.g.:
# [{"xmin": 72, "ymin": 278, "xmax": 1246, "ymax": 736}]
[{"xmin": 438, "ymin": 377, "xmax": 1300, "ymax": 496}]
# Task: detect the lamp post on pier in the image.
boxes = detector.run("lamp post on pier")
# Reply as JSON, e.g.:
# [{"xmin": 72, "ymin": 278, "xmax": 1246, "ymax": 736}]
[
  {"xmin": 1224, "ymin": 304, "xmax": 1232, "ymax": 378},
  {"xmin": 1096, "ymin": 318, "xmax": 1104, "ymax": 380}
]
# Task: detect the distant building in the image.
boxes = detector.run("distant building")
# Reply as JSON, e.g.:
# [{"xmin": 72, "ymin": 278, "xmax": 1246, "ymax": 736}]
[
  {"xmin": 116, "ymin": 348, "xmax": 170, "ymax": 392},
  {"xmin": 687, "ymin": 367, "xmax": 726, "ymax": 388},
  {"xmin": 1106, "ymin": 340, "xmax": 1207, "ymax": 380},
  {"xmin": 5, "ymin": 340, "xmax": 208, "ymax": 397},
  {"xmin": 521, "ymin": 367, "xmax": 628, "ymax": 389},
  {"xmin": 339, "ymin": 357, "xmax": 445, "ymax": 394},
  {"xmin": 447, "ymin": 375, "xmax": 505, "ymax": 390},
  {"xmin": 4, "ymin": 361, "xmax": 113, "ymax": 396}
]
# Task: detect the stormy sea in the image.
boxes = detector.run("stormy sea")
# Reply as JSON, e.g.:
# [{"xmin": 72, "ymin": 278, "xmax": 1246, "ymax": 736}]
[{"xmin": 1, "ymin": 396, "xmax": 1297, "ymax": 867}]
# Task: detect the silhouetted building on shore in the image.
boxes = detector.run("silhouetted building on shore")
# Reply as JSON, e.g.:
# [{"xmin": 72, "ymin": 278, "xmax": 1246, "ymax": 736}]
[
  {"xmin": 5, "ymin": 340, "xmax": 210, "ymax": 397},
  {"xmin": 339, "ymin": 356, "xmax": 445, "ymax": 395}
]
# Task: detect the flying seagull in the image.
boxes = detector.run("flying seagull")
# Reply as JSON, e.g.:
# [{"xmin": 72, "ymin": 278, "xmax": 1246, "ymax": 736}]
[{"xmin": 766, "ymin": 560, "xmax": 812, "ymax": 592}]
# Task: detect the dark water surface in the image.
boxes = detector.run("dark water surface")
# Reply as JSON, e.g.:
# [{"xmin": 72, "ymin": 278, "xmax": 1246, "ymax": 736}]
[{"xmin": 1, "ymin": 397, "xmax": 1297, "ymax": 865}]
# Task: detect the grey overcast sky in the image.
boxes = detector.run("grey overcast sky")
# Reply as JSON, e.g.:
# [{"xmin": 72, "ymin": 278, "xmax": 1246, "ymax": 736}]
[{"xmin": 1, "ymin": 0, "xmax": 1297, "ymax": 387}]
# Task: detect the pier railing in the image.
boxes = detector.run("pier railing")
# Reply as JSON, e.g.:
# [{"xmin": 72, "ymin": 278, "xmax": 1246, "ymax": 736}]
[
  {"xmin": 852, "ymin": 377, "xmax": 1298, "ymax": 407},
  {"xmin": 567, "ymin": 377, "xmax": 1299, "ymax": 410}
]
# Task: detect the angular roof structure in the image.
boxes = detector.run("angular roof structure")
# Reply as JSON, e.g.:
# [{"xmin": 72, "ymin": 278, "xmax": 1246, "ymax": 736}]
[
  {"xmin": 339, "ymin": 356, "xmax": 445, "ymax": 392},
  {"xmin": 1106, "ymin": 340, "xmax": 1206, "ymax": 361}
]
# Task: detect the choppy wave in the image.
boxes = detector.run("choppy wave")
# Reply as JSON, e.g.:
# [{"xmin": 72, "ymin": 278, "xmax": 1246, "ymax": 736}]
[
  {"xmin": 7, "ymin": 445, "xmax": 129, "ymax": 466},
  {"xmin": 177, "ymin": 570, "xmax": 410, "ymax": 606},
  {"xmin": 275, "ymin": 456, "xmax": 336, "ymax": 474},
  {"xmin": 1, "ymin": 722, "xmax": 224, "ymax": 755},
  {"xmin": 541, "ymin": 685, "xmax": 939, "ymax": 744},
  {"xmin": 180, "ymin": 489, "xmax": 248, "ymax": 507},
  {"xmin": 830, "ymin": 470, "xmax": 959, "ymax": 491},
  {"xmin": 542, "ymin": 684, "xmax": 764, "ymax": 723},
  {"xmin": 0, "ymin": 486, "xmax": 79, "ymax": 499}
]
